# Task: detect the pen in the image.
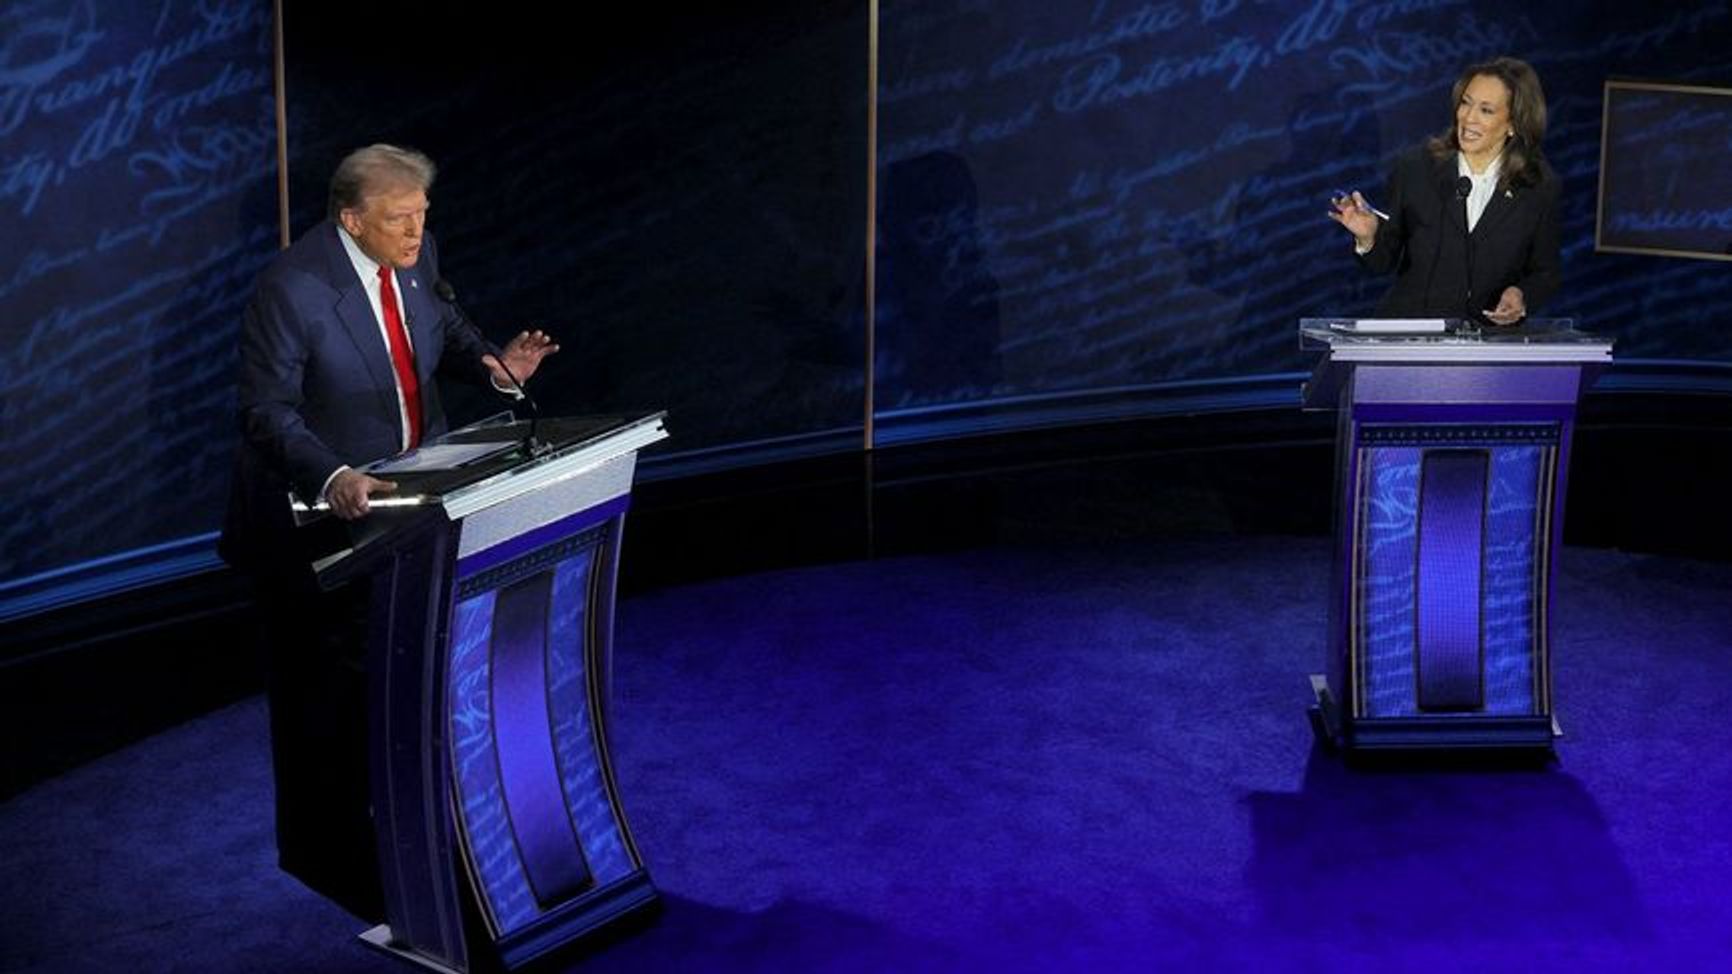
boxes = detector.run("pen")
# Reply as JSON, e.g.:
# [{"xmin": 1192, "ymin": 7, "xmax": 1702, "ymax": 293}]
[{"xmin": 1331, "ymin": 190, "xmax": 1390, "ymax": 221}]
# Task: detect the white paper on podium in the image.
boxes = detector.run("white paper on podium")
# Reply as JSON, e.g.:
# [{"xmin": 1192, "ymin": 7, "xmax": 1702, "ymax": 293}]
[
  {"xmin": 1329, "ymin": 318, "xmax": 1449, "ymax": 334},
  {"xmin": 365, "ymin": 442, "xmax": 512, "ymax": 474}
]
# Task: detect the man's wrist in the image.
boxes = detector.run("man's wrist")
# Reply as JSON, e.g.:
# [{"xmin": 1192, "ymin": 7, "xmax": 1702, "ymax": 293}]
[{"xmin": 319, "ymin": 465, "xmax": 352, "ymax": 503}]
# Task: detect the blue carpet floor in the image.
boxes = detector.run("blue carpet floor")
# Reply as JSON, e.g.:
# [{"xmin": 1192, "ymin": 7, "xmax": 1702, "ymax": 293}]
[{"xmin": 3, "ymin": 538, "xmax": 1729, "ymax": 971}]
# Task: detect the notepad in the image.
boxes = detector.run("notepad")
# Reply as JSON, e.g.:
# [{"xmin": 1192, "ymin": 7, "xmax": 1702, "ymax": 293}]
[
  {"xmin": 1328, "ymin": 318, "xmax": 1449, "ymax": 334},
  {"xmin": 366, "ymin": 442, "xmax": 513, "ymax": 474}
]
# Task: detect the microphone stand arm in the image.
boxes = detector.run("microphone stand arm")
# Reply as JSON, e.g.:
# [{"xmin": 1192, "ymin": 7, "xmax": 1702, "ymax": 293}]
[{"xmin": 439, "ymin": 286, "xmax": 549, "ymax": 456}]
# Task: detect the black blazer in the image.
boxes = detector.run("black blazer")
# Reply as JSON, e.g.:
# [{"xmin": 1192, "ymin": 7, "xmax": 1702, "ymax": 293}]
[{"xmin": 1360, "ymin": 147, "xmax": 1561, "ymax": 319}]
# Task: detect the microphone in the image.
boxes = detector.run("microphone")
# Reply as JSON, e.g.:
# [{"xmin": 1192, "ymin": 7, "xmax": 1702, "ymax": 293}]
[
  {"xmin": 1455, "ymin": 176, "xmax": 1479, "ymax": 329},
  {"xmin": 433, "ymin": 278, "xmax": 548, "ymax": 456}
]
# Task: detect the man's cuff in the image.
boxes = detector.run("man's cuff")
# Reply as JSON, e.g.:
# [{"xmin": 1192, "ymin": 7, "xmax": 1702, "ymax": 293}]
[
  {"xmin": 491, "ymin": 375, "xmax": 525, "ymax": 400},
  {"xmin": 319, "ymin": 465, "xmax": 351, "ymax": 503}
]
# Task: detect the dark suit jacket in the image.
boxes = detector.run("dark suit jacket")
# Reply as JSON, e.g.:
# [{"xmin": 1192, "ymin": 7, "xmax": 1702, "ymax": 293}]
[
  {"xmin": 219, "ymin": 221, "xmax": 493, "ymax": 569},
  {"xmin": 1361, "ymin": 147, "xmax": 1562, "ymax": 319}
]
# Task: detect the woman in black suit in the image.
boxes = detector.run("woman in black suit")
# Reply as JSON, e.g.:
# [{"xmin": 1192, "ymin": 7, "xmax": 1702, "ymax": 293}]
[{"xmin": 1330, "ymin": 56, "xmax": 1561, "ymax": 326}]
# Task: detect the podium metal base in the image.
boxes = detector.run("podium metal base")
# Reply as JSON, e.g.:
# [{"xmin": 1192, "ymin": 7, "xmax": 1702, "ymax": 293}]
[
  {"xmin": 358, "ymin": 926, "xmax": 464, "ymax": 974},
  {"xmin": 358, "ymin": 870, "xmax": 658, "ymax": 973},
  {"xmin": 1307, "ymin": 674, "xmax": 1341, "ymax": 750},
  {"xmin": 496, "ymin": 870, "xmax": 659, "ymax": 969},
  {"xmin": 1309, "ymin": 674, "xmax": 1559, "ymax": 752}
]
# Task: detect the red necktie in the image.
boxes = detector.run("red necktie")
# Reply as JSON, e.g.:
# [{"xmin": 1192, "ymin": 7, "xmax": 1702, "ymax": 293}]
[{"xmin": 377, "ymin": 265, "xmax": 423, "ymax": 450}]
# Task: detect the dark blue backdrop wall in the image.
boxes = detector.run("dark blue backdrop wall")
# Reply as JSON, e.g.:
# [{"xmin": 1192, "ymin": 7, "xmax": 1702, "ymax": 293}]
[
  {"xmin": 1, "ymin": 1, "xmax": 277, "ymax": 589},
  {"xmin": 3, "ymin": 0, "xmax": 1729, "ymax": 604},
  {"xmin": 872, "ymin": 0, "xmax": 1732, "ymax": 431},
  {"xmin": 275, "ymin": 1, "xmax": 872, "ymax": 465}
]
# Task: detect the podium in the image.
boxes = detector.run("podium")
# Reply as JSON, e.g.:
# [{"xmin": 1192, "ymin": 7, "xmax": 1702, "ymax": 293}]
[
  {"xmin": 1299, "ymin": 320, "xmax": 1611, "ymax": 751},
  {"xmin": 297, "ymin": 412, "xmax": 667, "ymax": 972}
]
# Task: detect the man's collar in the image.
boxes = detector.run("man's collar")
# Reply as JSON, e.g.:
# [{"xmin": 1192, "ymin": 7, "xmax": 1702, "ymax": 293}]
[{"xmin": 336, "ymin": 223, "xmax": 385, "ymax": 282}]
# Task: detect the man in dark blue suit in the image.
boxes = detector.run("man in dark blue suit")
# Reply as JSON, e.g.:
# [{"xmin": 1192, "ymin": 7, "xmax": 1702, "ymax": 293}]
[
  {"xmin": 225, "ymin": 144, "xmax": 557, "ymax": 544},
  {"xmin": 220, "ymin": 144, "xmax": 556, "ymax": 917}
]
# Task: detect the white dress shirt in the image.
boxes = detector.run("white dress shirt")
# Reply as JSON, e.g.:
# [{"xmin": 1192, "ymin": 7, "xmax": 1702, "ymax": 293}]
[
  {"xmin": 337, "ymin": 227, "xmax": 419, "ymax": 453},
  {"xmin": 317, "ymin": 229, "xmax": 418, "ymax": 502},
  {"xmin": 1458, "ymin": 151, "xmax": 1503, "ymax": 233},
  {"xmin": 322, "ymin": 227, "xmax": 518, "ymax": 502}
]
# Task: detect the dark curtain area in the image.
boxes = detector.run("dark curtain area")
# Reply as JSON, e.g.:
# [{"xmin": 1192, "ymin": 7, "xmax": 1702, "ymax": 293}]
[{"xmin": 280, "ymin": 1, "xmax": 872, "ymax": 456}]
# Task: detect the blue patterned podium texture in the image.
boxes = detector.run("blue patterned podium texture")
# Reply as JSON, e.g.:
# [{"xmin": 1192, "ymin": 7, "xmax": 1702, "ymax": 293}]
[
  {"xmin": 448, "ymin": 528, "xmax": 642, "ymax": 941},
  {"xmin": 1302, "ymin": 325, "xmax": 1607, "ymax": 749},
  {"xmin": 1356, "ymin": 440, "xmax": 1550, "ymax": 720}
]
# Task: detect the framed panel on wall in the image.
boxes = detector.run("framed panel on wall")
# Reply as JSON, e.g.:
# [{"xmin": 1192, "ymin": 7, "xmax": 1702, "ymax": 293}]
[{"xmin": 1597, "ymin": 80, "xmax": 1732, "ymax": 262}]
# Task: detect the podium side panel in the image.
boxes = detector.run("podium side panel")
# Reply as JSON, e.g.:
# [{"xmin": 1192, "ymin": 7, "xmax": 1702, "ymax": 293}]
[
  {"xmin": 1324, "ymin": 380, "xmax": 1358, "ymax": 724},
  {"xmin": 370, "ymin": 522, "xmax": 471, "ymax": 972}
]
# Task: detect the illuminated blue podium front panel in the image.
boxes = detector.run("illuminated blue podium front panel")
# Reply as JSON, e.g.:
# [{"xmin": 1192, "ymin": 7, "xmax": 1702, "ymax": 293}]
[
  {"xmin": 1300, "ymin": 323, "xmax": 1611, "ymax": 751},
  {"xmin": 305, "ymin": 415, "xmax": 667, "ymax": 972},
  {"xmin": 441, "ymin": 498, "xmax": 650, "ymax": 966}
]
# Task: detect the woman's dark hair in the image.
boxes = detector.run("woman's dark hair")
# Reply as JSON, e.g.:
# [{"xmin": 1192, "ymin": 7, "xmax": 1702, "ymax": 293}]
[{"xmin": 1427, "ymin": 56, "xmax": 1548, "ymax": 188}]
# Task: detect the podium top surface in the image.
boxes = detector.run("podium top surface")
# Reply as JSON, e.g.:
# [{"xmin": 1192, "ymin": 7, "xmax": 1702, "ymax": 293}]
[
  {"xmin": 295, "ymin": 412, "xmax": 667, "ymax": 585},
  {"xmin": 293, "ymin": 411, "xmax": 668, "ymax": 521},
  {"xmin": 1299, "ymin": 318, "xmax": 1613, "ymax": 363}
]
